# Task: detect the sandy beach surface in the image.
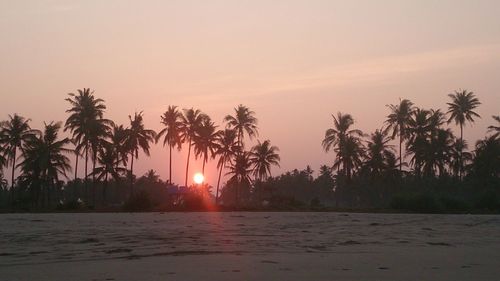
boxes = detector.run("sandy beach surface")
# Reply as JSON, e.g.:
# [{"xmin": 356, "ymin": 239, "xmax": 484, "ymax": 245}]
[{"xmin": 1, "ymin": 212, "xmax": 499, "ymax": 280}]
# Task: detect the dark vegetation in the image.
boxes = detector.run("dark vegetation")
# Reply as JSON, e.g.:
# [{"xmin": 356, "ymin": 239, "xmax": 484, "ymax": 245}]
[{"xmin": 0, "ymin": 89, "xmax": 498, "ymax": 213}]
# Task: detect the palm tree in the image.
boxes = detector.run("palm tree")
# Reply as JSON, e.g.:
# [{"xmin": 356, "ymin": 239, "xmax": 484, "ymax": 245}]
[
  {"xmin": 19, "ymin": 122, "xmax": 72, "ymax": 206},
  {"xmin": 224, "ymin": 104, "xmax": 258, "ymax": 151},
  {"xmin": 110, "ymin": 124, "xmax": 128, "ymax": 168},
  {"xmin": 488, "ymin": 115, "xmax": 500, "ymax": 138},
  {"xmin": 193, "ymin": 117, "xmax": 219, "ymax": 174},
  {"xmin": 470, "ymin": 135, "xmax": 499, "ymax": 178},
  {"xmin": 64, "ymin": 88, "xmax": 112, "ymax": 203},
  {"xmin": 180, "ymin": 108, "xmax": 207, "ymax": 187},
  {"xmin": 446, "ymin": 89, "xmax": 481, "ymax": 177},
  {"xmin": 364, "ymin": 129, "xmax": 395, "ymax": 177},
  {"xmin": 322, "ymin": 112, "xmax": 363, "ymax": 177},
  {"xmin": 332, "ymin": 135, "xmax": 365, "ymax": 180},
  {"xmin": 449, "ymin": 139, "xmax": 472, "ymax": 177},
  {"xmin": 0, "ymin": 114, "xmax": 39, "ymax": 199},
  {"xmin": 91, "ymin": 142, "xmax": 127, "ymax": 204},
  {"xmin": 385, "ymin": 99, "xmax": 414, "ymax": 172},
  {"xmin": 249, "ymin": 140, "xmax": 281, "ymax": 181},
  {"xmin": 226, "ymin": 151, "xmax": 253, "ymax": 205},
  {"xmin": 156, "ymin": 105, "xmax": 183, "ymax": 184},
  {"xmin": 214, "ymin": 129, "xmax": 240, "ymax": 204},
  {"xmin": 124, "ymin": 111, "xmax": 156, "ymax": 195}
]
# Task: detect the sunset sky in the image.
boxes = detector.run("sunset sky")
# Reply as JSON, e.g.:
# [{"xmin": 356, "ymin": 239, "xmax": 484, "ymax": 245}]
[{"xmin": 1, "ymin": 0, "xmax": 499, "ymax": 186}]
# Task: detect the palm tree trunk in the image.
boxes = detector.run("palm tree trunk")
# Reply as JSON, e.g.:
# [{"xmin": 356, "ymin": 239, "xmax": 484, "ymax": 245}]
[
  {"xmin": 85, "ymin": 145, "xmax": 89, "ymax": 203},
  {"xmin": 202, "ymin": 157, "xmax": 206, "ymax": 175},
  {"xmin": 74, "ymin": 143, "xmax": 79, "ymax": 180},
  {"xmin": 169, "ymin": 144, "xmax": 172, "ymax": 184},
  {"xmin": 399, "ymin": 135, "xmax": 402, "ymax": 173},
  {"xmin": 10, "ymin": 147, "xmax": 16, "ymax": 203},
  {"xmin": 216, "ymin": 160, "xmax": 224, "ymax": 205},
  {"xmin": 92, "ymin": 151, "xmax": 97, "ymax": 206},
  {"xmin": 130, "ymin": 152, "xmax": 135, "ymax": 197},
  {"xmin": 459, "ymin": 124, "xmax": 463, "ymax": 179},
  {"xmin": 103, "ymin": 171, "xmax": 108, "ymax": 206},
  {"xmin": 184, "ymin": 139, "xmax": 192, "ymax": 187}
]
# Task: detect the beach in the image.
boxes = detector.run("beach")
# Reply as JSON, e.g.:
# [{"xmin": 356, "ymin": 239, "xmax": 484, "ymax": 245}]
[{"xmin": 1, "ymin": 212, "xmax": 499, "ymax": 280}]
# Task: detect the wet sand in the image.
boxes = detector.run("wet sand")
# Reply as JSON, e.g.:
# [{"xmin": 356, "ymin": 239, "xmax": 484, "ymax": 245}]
[{"xmin": 1, "ymin": 212, "xmax": 499, "ymax": 280}]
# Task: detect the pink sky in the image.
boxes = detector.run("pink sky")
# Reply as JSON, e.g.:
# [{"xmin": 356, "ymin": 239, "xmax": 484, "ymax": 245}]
[{"xmin": 1, "ymin": 0, "xmax": 499, "ymax": 186}]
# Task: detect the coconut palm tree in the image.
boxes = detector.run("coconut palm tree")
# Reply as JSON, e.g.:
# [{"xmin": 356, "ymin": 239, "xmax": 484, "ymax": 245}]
[
  {"xmin": 226, "ymin": 151, "xmax": 253, "ymax": 205},
  {"xmin": 156, "ymin": 105, "xmax": 183, "ymax": 184},
  {"xmin": 91, "ymin": 142, "xmax": 127, "ymax": 204},
  {"xmin": 332, "ymin": 135, "xmax": 365, "ymax": 180},
  {"xmin": 446, "ymin": 89, "xmax": 481, "ymax": 177},
  {"xmin": 124, "ymin": 111, "xmax": 156, "ymax": 196},
  {"xmin": 488, "ymin": 115, "xmax": 500, "ymax": 139},
  {"xmin": 110, "ymin": 124, "xmax": 128, "ymax": 168},
  {"xmin": 214, "ymin": 129, "xmax": 240, "ymax": 204},
  {"xmin": 19, "ymin": 122, "xmax": 72, "ymax": 206},
  {"xmin": 470, "ymin": 135, "xmax": 499, "ymax": 178},
  {"xmin": 385, "ymin": 99, "xmax": 414, "ymax": 172},
  {"xmin": 364, "ymin": 129, "xmax": 395, "ymax": 177},
  {"xmin": 0, "ymin": 114, "xmax": 39, "ymax": 199},
  {"xmin": 180, "ymin": 108, "xmax": 207, "ymax": 187},
  {"xmin": 249, "ymin": 140, "xmax": 281, "ymax": 181},
  {"xmin": 224, "ymin": 104, "xmax": 258, "ymax": 151},
  {"xmin": 64, "ymin": 89, "xmax": 112, "ymax": 204},
  {"xmin": 322, "ymin": 112, "xmax": 363, "ymax": 177},
  {"xmin": 193, "ymin": 117, "xmax": 219, "ymax": 174}
]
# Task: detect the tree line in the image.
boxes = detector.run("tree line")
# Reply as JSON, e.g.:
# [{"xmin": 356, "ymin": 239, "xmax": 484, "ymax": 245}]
[
  {"xmin": 0, "ymin": 88, "xmax": 279, "ymax": 209},
  {"xmin": 0, "ymin": 88, "xmax": 498, "ymax": 212}
]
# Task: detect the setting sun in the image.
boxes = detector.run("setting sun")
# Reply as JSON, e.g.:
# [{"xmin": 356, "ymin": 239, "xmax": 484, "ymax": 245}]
[{"xmin": 193, "ymin": 173, "xmax": 204, "ymax": 185}]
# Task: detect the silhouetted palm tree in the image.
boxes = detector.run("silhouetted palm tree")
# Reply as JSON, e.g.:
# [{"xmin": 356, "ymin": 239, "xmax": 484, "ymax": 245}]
[
  {"xmin": 110, "ymin": 124, "xmax": 128, "ymax": 168},
  {"xmin": 214, "ymin": 129, "xmax": 240, "ymax": 204},
  {"xmin": 385, "ymin": 99, "xmax": 414, "ymax": 172},
  {"xmin": 488, "ymin": 115, "xmax": 500, "ymax": 139},
  {"xmin": 0, "ymin": 114, "xmax": 39, "ymax": 199},
  {"xmin": 470, "ymin": 135, "xmax": 499, "ymax": 178},
  {"xmin": 19, "ymin": 122, "xmax": 71, "ymax": 206},
  {"xmin": 91, "ymin": 142, "xmax": 128, "ymax": 204},
  {"xmin": 180, "ymin": 108, "xmax": 207, "ymax": 187},
  {"xmin": 124, "ymin": 112, "xmax": 156, "ymax": 196},
  {"xmin": 193, "ymin": 117, "xmax": 219, "ymax": 174},
  {"xmin": 332, "ymin": 135, "xmax": 364, "ymax": 180},
  {"xmin": 224, "ymin": 104, "xmax": 258, "ymax": 151},
  {"xmin": 449, "ymin": 139, "xmax": 472, "ymax": 177},
  {"xmin": 322, "ymin": 112, "xmax": 363, "ymax": 177},
  {"xmin": 156, "ymin": 105, "xmax": 183, "ymax": 184},
  {"xmin": 446, "ymin": 89, "xmax": 481, "ymax": 177},
  {"xmin": 249, "ymin": 140, "xmax": 280, "ymax": 181},
  {"xmin": 64, "ymin": 88, "xmax": 112, "ymax": 204},
  {"xmin": 226, "ymin": 151, "xmax": 253, "ymax": 205},
  {"xmin": 364, "ymin": 129, "xmax": 395, "ymax": 177}
]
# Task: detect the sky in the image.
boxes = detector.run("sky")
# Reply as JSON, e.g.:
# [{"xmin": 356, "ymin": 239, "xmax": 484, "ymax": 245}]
[{"xmin": 1, "ymin": 0, "xmax": 499, "ymax": 187}]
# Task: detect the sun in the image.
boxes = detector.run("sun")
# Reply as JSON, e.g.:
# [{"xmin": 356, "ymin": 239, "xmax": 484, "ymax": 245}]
[{"xmin": 193, "ymin": 173, "xmax": 204, "ymax": 185}]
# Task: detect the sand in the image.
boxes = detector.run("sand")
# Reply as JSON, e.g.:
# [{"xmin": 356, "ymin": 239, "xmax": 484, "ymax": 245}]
[{"xmin": 1, "ymin": 212, "xmax": 499, "ymax": 280}]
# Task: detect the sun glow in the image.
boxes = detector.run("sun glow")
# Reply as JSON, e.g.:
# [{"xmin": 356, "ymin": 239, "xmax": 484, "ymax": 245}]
[{"xmin": 193, "ymin": 173, "xmax": 204, "ymax": 185}]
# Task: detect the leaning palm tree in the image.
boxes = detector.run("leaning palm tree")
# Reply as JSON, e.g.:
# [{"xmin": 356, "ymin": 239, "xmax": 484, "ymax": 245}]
[
  {"xmin": 180, "ymin": 108, "xmax": 207, "ymax": 187},
  {"xmin": 214, "ymin": 129, "xmax": 240, "ymax": 204},
  {"xmin": 193, "ymin": 117, "xmax": 219, "ymax": 174},
  {"xmin": 224, "ymin": 104, "xmax": 258, "ymax": 151},
  {"xmin": 446, "ymin": 89, "xmax": 481, "ymax": 177},
  {"xmin": 0, "ymin": 114, "xmax": 39, "ymax": 198},
  {"xmin": 322, "ymin": 112, "xmax": 363, "ymax": 177},
  {"xmin": 385, "ymin": 99, "xmax": 414, "ymax": 172},
  {"xmin": 124, "ymin": 112, "xmax": 156, "ymax": 196},
  {"xmin": 156, "ymin": 105, "xmax": 183, "ymax": 184},
  {"xmin": 488, "ymin": 115, "xmax": 500, "ymax": 139},
  {"xmin": 249, "ymin": 140, "xmax": 281, "ymax": 181}
]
